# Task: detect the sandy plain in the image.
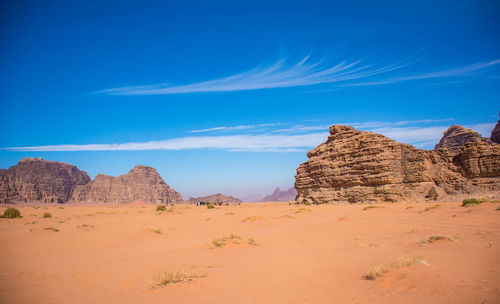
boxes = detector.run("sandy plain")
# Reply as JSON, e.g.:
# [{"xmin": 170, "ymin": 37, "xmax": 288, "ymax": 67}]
[{"xmin": 1, "ymin": 201, "xmax": 499, "ymax": 304}]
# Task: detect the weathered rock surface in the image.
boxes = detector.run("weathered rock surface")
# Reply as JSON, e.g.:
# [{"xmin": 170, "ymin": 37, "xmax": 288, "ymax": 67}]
[
  {"xmin": 295, "ymin": 125, "xmax": 500, "ymax": 204},
  {"xmin": 71, "ymin": 165, "xmax": 183, "ymax": 204},
  {"xmin": 0, "ymin": 158, "xmax": 91, "ymax": 203},
  {"xmin": 435, "ymin": 125, "xmax": 491, "ymax": 154},
  {"xmin": 187, "ymin": 193, "xmax": 242, "ymax": 204},
  {"xmin": 491, "ymin": 119, "xmax": 500, "ymax": 144},
  {"xmin": 261, "ymin": 187, "xmax": 297, "ymax": 202}
]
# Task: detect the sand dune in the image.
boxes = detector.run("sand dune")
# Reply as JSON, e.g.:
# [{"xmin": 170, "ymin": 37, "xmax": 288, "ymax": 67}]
[{"xmin": 1, "ymin": 202, "xmax": 499, "ymax": 303}]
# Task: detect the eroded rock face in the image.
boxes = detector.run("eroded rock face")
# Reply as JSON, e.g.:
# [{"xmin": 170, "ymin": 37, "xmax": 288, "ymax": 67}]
[
  {"xmin": 71, "ymin": 165, "xmax": 183, "ymax": 204},
  {"xmin": 435, "ymin": 125, "xmax": 490, "ymax": 154},
  {"xmin": 491, "ymin": 119, "xmax": 500, "ymax": 144},
  {"xmin": 261, "ymin": 187, "xmax": 297, "ymax": 202},
  {"xmin": 294, "ymin": 125, "xmax": 500, "ymax": 204},
  {"xmin": 187, "ymin": 193, "xmax": 242, "ymax": 204},
  {"xmin": 0, "ymin": 158, "xmax": 91, "ymax": 203}
]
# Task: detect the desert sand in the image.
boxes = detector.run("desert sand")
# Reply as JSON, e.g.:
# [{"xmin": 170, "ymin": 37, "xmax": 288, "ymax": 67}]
[{"xmin": 1, "ymin": 201, "xmax": 499, "ymax": 304}]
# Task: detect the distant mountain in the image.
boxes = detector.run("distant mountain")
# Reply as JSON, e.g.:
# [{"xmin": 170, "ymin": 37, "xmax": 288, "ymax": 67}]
[
  {"xmin": 261, "ymin": 187, "xmax": 297, "ymax": 202},
  {"xmin": 241, "ymin": 194, "xmax": 263, "ymax": 202},
  {"xmin": 187, "ymin": 193, "xmax": 242, "ymax": 204}
]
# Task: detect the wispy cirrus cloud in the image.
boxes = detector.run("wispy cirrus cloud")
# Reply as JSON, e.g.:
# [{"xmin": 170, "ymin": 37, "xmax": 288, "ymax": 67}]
[
  {"xmin": 96, "ymin": 54, "xmax": 500, "ymax": 95},
  {"xmin": 189, "ymin": 123, "xmax": 282, "ymax": 133},
  {"xmin": 3, "ymin": 120, "xmax": 494, "ymax": 152}
]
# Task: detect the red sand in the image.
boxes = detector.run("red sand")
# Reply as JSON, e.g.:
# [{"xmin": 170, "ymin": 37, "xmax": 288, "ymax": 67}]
[{"xmin": 1, "ymin": 201, "xmax": 499, "ymax": 303}]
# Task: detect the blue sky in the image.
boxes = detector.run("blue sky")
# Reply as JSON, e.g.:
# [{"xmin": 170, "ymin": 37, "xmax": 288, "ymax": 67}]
[{"xmin": 1, "ymin": 0, "xmax": 499, "ymax": 200}]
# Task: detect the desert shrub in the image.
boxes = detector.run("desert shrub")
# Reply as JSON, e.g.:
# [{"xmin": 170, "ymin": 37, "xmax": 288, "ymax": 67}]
[
  {"xmin": 241, "ymin": 215, "xmax": 264, "ymax": 222},
  {"xmin": 303, "ymin": 201, "xmax": 312, "ymax": 206},
  {"xmin": 1, "ymin": 207, "xmax": 21, "ymax": 218},
  {"xmin": 156, "ymin": 205, "xmax": 167, "ymax": 212},
  {"xmin": 295, "ymin": 208, "xmax": 311, "ymax": 214},
  {"xmin": 363, "ymin": 205, "xmax": 384, "ymax": 210},
  {"xmin": 462, "ymin": 198, "xmax": 484, "ymax": 206},
  {"xmin": 207, "ymin": 204, "xmax": 215, "ymax": 209},
  {"xmin": 496, "ymin": 206, "xmax": 500, "ymax": 211},
  {"xmin": 42, "ymin": 212, "xmax": 52, "ymax": 218}
]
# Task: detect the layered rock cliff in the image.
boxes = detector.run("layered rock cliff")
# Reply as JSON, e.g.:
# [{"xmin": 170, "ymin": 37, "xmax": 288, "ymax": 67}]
[
  {"xmin": 71, "ymin": 165, "xmax": 183, "ymax": 204},
  {"xmin": 435, "ymin": 125, "xmax": 491, "ymax": 154},
  {"xmin": 187, "ymin": 193, "xmax": 242, "ymax": 204},
  {"xmin": 0, "ymin": 158, "xmax": 91, "ymax": 203},
  {"xmin": 491, "ymin": 119, "xmax": 500, "ymax": 144},
  {"xmin": 295, "ymin": 125, "xmax": 500, "ymax": 204},
  {"xmin": 261, "ymin": 187, "xmax": 297, "ymax": 202}
]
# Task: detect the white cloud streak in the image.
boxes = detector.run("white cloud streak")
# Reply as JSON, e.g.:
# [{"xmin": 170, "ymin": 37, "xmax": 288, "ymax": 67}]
[
  {"xmin": 96, "ymin": 55, "xmax": 500, "ymax": 95},
  {"xmin": 3, "ymin": 121, "xmax": 494, "ymax": 152},
  {"xmin": 189, "ymin": 123, "xmax": 282, "ymax": 133},
  {"xmin": 2, "ymin": 133, "xmax": 328, "ymax": 152}
]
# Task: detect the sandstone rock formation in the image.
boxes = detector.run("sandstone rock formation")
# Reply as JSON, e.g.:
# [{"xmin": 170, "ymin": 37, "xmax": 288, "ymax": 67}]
[
  {"xmin": 435, "ymin": 125, "xmax": 491, "ymax": 154},
  {"xmin": 187, "ymin": 193, "xmax": 242, "ymax": 204},
  {"xmin": 261, "ymin": 187, "xmax": 297, "ymax": 202},
  {"xmin": 491, "ymin": 118, "xmax": 500, "ymax": 144},
  {"xmin": 0, "ymin": 158, "xmax": 91, "ymax": 203},
  {"xmin": 295, "ymin": 125, "xmax": 500, "ymax": 204},
  {"xmin": 71, "ymin": 165, "xmax": 183, "ymax": 204}
]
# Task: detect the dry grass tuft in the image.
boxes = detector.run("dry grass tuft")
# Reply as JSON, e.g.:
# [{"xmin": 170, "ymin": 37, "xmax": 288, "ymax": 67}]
[
  {"xmin": 225, "ymin": 212, "xmax": 234, "ymax": 215},
  {"xmin": 295, "ymin": 208, "xmax": 312, "ymax": 214},
  {"xmin": 148, "ymin": 228, "xmax": 162, "ymax": 234},
  {"xmin": 364, "ymin": 256, "xmax": 428, "ymax": 280},
  {"xmin": 211, "ymin": 234, "xmax": 257, "ymax": 248},
  {"xmin": 278, "ymin": 214, "xmax": 295, "ymax": 219},
  {"xmin": 42, "ymin": 212, "xmax": 52, "ymax": 218},
  {"xmin": 419, "ymin": 204, "xmax": 441, "ymax": 213},
  {"xmin": 151, "ymin": 269, "xmax": 204, "ymax": 288},
  {"xmin": 419, "ymin": 234, "xmax": 457, "ymax": 245},
  {"xmin": 44, "ymin": 227, "xmax": 59, "ymax": 232},
  {"xmin": 363, "ymin": 205, "xmax": 384, "ymax": 210},
  {"xmin": 242, "ymin": 215, "xmax": 264, "ymax": 222}
]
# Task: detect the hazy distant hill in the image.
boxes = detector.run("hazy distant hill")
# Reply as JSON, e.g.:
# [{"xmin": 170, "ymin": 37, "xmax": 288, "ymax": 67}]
[{"xmin": 261, "ymin": 187, "xmax": 297, "ymax": 202}]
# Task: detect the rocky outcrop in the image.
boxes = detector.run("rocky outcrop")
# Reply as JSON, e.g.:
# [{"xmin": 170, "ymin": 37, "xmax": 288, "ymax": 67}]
[
  {"xmin": 295, "ymin": 125, "xmax": 500, "ymax": 204},
  {"xmin": 435, "ymin": 125, "xmax": 490, "ymax": 154},
  {"xmin": 187, "ymin": 193, "xmax": 242, "ymax": 204},
  {"xmin": 491, "ymin": 119, "xmax": 500, "ymax": 144},
  {"xmin": 261, "ymin": 187, "xmax": 297, "ymax": 202},
  {"xmin": 71, "ymin": 165, "xmax": 183, "ymax": 204},
  {"xmin": 0, "ymin": 158, "xmax": 91, "ymax": 203}
]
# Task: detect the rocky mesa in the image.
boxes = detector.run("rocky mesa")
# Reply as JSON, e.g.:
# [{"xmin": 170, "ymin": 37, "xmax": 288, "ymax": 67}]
[
  {"xmin": 0, "ymin": 158, "xmax": 91, "ymax": 203},
  {"xmin": 71, "ymin": 165, "xmax": 183, "ymax": 204},
  {"xmin": 187, "ymin": 193, "xmax": 242, "ymax": 204},
  {"xmin": 294, "ymin": 124, "xmax": 500, "ymax": 204}
]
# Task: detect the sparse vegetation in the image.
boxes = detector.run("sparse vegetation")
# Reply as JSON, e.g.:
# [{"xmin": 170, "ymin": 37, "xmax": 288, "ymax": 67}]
[
  {"xmin": 241, "ymin": 215, "xmax": 264, "ymax": 222},
  {"xmin": 225, "ymin": 212, "xmax": 234, "ymax": 215},
  {"xmin": 58, "ymin": 206, "xmax": 64, "ymax": 209},
  {"xmin": 279, "ymin": 214, "xmax": 295, "ymax": 219},
  {"xmin": 363, "ymin": 205, "xmax": 384, "ymax": 210},
  {"xmin": 406, "ymin": 206, "xmax": 414, "ymax": 209},
  {"xmin": 295, "ymin": 208, "xmax": 311, "ymax": 214},
  {"xmin": 148, "ymin": 228, "xmax": 162, "ymax": 234},
  {"xmin": 156, "ymin": 205, "xmax": 167, "ymax": 212},
  {"xmin": 419, "ymin": 235, "xmax": 457, "ymax": 245},
  {"xmin": 44, "ymin": 227, "xmax": 59, "ymax": 232},
  {"xmin": 364, "ymin": 256, "xmax": 428, "ymax": 280},
  {"xmin": 419, "ymin": 204, "xmax": 441, "ymax": 213},
  {"xmin": 1, "ymin": 207, "xmax": 21, "ymax": 218},
  {"xmin": 151, "ymin": 269, "xmax": 200, "ymax": 288},
  {"xmin": 303, "ymin": 201, "xmax": 312, "ymax": 206},
  {"xmin": 207, "ymin": 204, "xmax": 215, "ymax": 209},
  {"xmin": 211, "ymin": 234, "xmax": 257, "ymax": 248},
  {"xmin": 42, "ymin": 212, "xmax": 52, "ymax": 218},
  {"xmin": 496, "ymin": 206, "xmax": 500, "ymax": 211},
  {"xmin": 462, "ymin": 198, "xmax": 485, "ymax": 207}
]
